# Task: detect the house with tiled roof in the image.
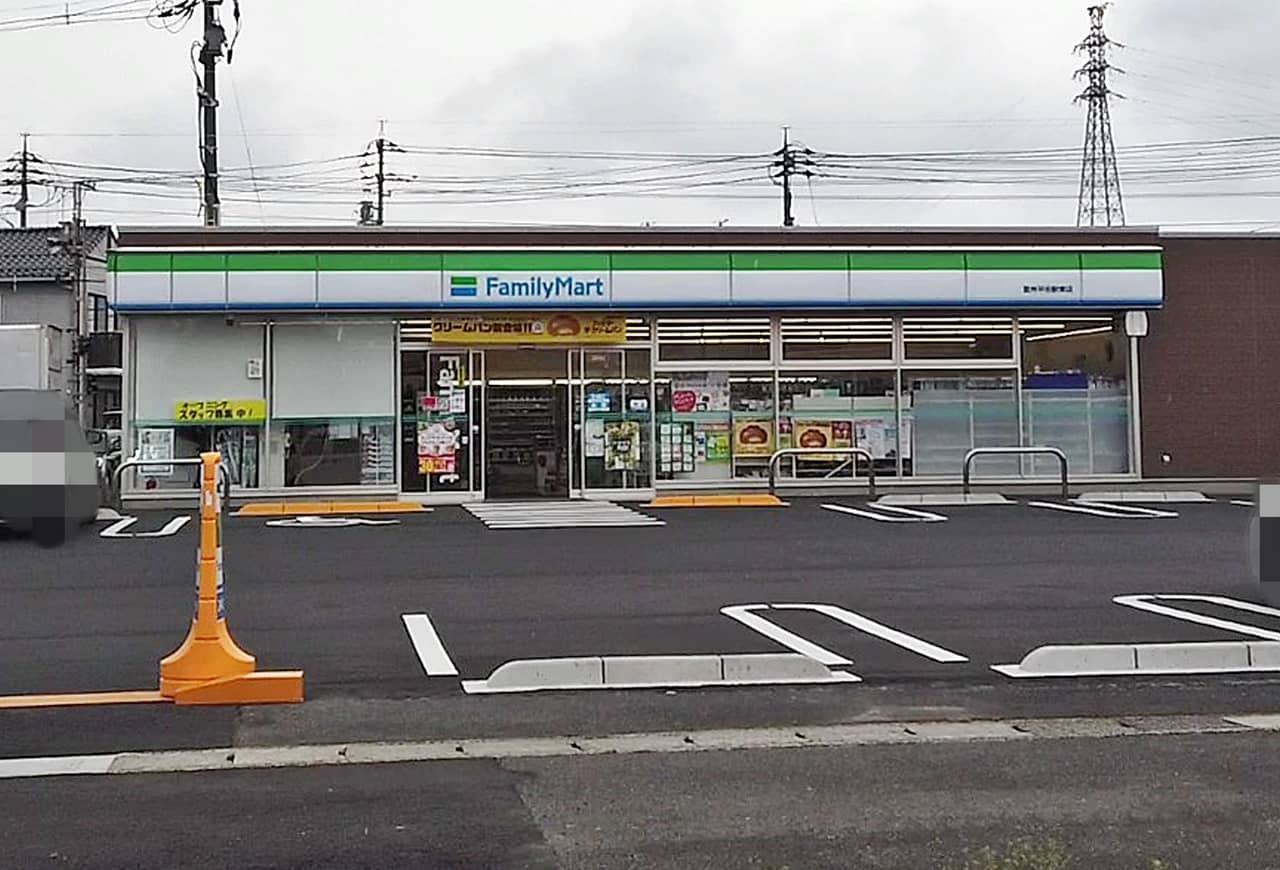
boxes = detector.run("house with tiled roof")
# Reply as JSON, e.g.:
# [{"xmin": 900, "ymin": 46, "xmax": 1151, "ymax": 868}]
[{"xmin": 0, "ymin": 225, "xmax": 119, "ymax": 429}]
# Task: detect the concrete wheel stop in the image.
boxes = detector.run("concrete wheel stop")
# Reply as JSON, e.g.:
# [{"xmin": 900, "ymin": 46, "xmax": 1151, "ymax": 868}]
[
  {"xmin": 993, "ymin": 641, "xmax": 1280, "ymax": 678},
  {"xmin": 460, "ymin": 653, "xmax": 859, "ymax": 694}
]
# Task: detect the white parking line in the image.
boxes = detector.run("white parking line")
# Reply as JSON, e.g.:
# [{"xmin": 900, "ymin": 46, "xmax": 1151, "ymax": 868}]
[
  {"xmin": 720, "ymin": 605, "xmax": 852, "ymax": 666},
  {"xmin": 99, "ymin": 516, "xmax": 192, "ymax": 538},
  {"xmin": 821, "ymin": 503, "xmax": 947, "ymax": 523},
  {"xmin": 773, "ymin": 604, "xmax": 968, "ymax": 663},
  {"xmin": 1231, "ymin": 500, "xmax": 1256, "ymax": 507},
  {"xmin": 1113, "ymin": 594, "xmax": 1280, "ymax": 642},
  {"xmin": 1027, "ymin": 500, "xmax": 1178, "ymax": 519},
  {"xmin": 401, "ymin": 613, "xmax": 459, "ymax": 676},
  {"xmin": 821, "ymin": 504, "xmax": 917, "ymax": 523}
]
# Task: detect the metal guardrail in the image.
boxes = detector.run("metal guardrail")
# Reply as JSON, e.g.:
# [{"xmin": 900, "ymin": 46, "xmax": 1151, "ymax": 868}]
[
  {"xmin": 768, "ymin": 447, "xmax": 877, "ymax": 498},
  {"xmin": 962, "ymin": 446, "xmax": 1069, "ymax": 499},
  {"xmin": 109, "ymin": 454, "xmax": 232, "ymax": 513}
]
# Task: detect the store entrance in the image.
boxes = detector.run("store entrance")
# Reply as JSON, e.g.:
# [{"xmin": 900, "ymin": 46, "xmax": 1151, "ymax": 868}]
[{"xmin": 484, "ymin": 348, "xmax": 570, "ymax": 498}]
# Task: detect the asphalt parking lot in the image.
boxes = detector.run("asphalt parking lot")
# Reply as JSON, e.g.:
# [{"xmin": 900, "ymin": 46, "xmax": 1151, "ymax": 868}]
[{"xmin": 0, "ymin": 496, "xmax": 1266, "ymax": 701}]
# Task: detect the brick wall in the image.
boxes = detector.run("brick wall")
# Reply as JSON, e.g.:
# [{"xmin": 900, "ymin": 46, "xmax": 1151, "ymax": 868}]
[{"xmin": 1142, "ymin": 237, "xmax": 1280, "ymax": 478}]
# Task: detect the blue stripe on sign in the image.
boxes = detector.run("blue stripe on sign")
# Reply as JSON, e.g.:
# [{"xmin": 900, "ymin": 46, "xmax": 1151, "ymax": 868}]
[{"xmin": 449, "ymin": 282, "xmax": 478, "ymax": 297}]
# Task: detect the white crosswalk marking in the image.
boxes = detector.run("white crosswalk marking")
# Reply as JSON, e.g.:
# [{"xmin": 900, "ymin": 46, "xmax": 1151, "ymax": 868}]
[{"xmin": 463, "ymin": 500, "xmax": 665, "ymax": 529}]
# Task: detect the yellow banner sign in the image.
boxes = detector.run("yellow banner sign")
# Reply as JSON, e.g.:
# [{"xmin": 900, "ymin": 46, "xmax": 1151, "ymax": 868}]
[
  {"xmin": 174, "ymin": 399, "xmax": 267, "ymax": 424},
  {"xmin": 431, "ymin": 313, "xmax": 627, "ymax": 345}
]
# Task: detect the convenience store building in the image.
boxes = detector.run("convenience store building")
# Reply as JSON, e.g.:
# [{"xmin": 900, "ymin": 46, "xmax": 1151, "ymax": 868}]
[{"xmin": 107, "ymin": 226, "xmax": 1279, "ymax": 504}]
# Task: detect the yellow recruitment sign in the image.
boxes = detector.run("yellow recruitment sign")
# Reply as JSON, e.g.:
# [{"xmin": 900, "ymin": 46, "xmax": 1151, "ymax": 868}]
[
  {"xmin": 431, "ymin": 313, "xmax": 627, "ymax": 345},
  {"xmin": 174, "ymin": 399, "xmax": 267, "ymax": 424}
]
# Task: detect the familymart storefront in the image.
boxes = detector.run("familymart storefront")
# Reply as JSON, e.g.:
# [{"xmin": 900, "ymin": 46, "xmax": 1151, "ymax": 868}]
[{"xmin": 109, "ymin": 228, "xmax": 1162, "ymax": 505}]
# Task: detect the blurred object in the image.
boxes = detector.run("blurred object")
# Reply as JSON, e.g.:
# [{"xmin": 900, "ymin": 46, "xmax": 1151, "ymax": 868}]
[{"xmin": 0, "ymin": 389, "xmax": 99, "ymax": 546}]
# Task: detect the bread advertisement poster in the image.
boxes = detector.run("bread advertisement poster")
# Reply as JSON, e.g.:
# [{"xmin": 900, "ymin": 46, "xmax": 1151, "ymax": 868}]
[{"xmin": 732, "ymin": 419, "xmax": 774, "ymax": 457}]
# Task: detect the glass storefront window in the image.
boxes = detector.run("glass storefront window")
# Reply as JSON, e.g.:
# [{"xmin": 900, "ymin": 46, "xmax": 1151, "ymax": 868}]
[
  {"xmin": 657, "ymin": 317, "xmax": 771, "ymax": 362},
  {"xmin": 780, "ymin": 316, "xmax": 893, "ymax": 361},
  {"xmin": 904, "ymin": 316, "xmax": 1014, "ymax": 360},
  {"xmin": 284, "ymin": 418, "xmax": 395, "ymax": 487},
  {"xmin": 129, "ymin": 424, "xmax": 261, "ymax": 491},
  {"xmin": 1020, "ymin": 316, "xmax": 1130, "ymax": 475},
  {"xmin": 777, "ymin": 372, "xmax": 899, "ymax": 480},
  {"xmin": 655, "ymin": 371, "xmax": 774, "ymax": 481},
  {"xmin": 902, "ymin": 371, "xmax": 1018, "ymax": 477}
]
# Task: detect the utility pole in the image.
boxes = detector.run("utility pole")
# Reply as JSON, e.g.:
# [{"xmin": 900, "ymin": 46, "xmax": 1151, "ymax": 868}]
[
  {"xmin": 376, "ymin": 126, "xmax": 386, "ymax": 225},
  {"xmin": 17, "ymin": 133, "xmax": 29, "ymax": 228},
  {"xmin": 51, "ymin": 180, "xmax": 95, "ymax": 428},
  {"xmin": 198, "ymin": 0, "xmax": 227, "ymax": 226},
  {"xmin": 775, "ymin": 127, "xmax": 796, "ymax": 228},
  {"xmin": 362, "ymin": 121, "xmax": 399, "ymax": 226},
  {"xmin": 1074, "ymin": 4, "xmax": 1125, "ymax": 227}
]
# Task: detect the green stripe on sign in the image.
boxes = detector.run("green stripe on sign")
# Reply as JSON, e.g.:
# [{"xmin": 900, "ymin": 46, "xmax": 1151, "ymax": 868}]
[
  {"xmin": 317, "ymin": 252, "xmax": 443, "ymax": 271},
  {"xmin": 965, "ymin": 252, "xmax": 1081, "ymax": 270},
  {"xmin": 612, "ymin": 252, "xmax": 731, "ymax": 270},
  {"xmin": 1080, "ymin": 252, "xmax": 1162, "ymax": 270},
  {"xmin": 443, "ymin": 252, "xmax": 610, "ymax": 271},
  {"xmin": 451, "ymin": 275, "xmax": 477, "ymax": 286},
  {"xmin": 110, "ymin": 252, "xmax": 171, "ymax": 273},
  {"xmin": 171, "ymin": 253, "xmax": 227, "ymax": 272},
  {"xmin": 226, "ymin": 253, "xmax": 318, "ymax": 272},
  {"xmin": 732, "ymin": 252, "xmax": 847, "ymax": 270},
  {"xmin": 850, "ymin": 252, "xmax": 964, "ymax": 271}
]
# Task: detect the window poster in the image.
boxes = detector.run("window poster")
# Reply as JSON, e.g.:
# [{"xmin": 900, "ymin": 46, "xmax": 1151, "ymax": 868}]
[
  {"xmin": 658, "ymin": 422, "xmax": 695, "ymax": 474},
  {"xmin": 604, "ymin": 420, "xmax": 641, "ymax": 471},
  {"xmin": 703, "ymin": 425, "xmax": 731, "ymax": 462},
  {"xmin": 417, "ymin": 420, "xmax": 459, "ymax": 475},
  {"xmin": 672, "ymin": 372, "xmax": 730, "ymax": 413},
  {"xmin": 138, "ymin": 427, "xmax": 174, "ymax": 477},
  {"xmin": 732, "ymin": 419, "xmax": 774, "ymax": 457},
  {"xmin": 584, "ymin": 418, "xmax": 606, "ymax": 458},
  {"xmin": 855, "ymin": 419, "xmax": 888, "ymax": 459}
]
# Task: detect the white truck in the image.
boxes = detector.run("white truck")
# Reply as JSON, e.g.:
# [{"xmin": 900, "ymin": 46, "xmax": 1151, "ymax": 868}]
[{"xmin": 0, "ymin": 323, "xmax": 65, "ymax": 392}]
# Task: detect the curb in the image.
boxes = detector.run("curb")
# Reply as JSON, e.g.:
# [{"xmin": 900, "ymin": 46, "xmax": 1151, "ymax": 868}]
[
  {"xmin": 460, "ymin": 653, "xmax": 858, "ymax": 694},
  {"xmin": 646, "ymin": 495, "xmax": 787, "ymax": 508},
  {"xmin": 877, "ymin": 493, "xmax": 1013, "ymax": 507},
  {"xmin": 993, "ymin": 641, "xmax": 1280, "ymax": 678},
  {"xmin": 1079, "ymin": 490, "xmax": 1210, "ymax": 504}
]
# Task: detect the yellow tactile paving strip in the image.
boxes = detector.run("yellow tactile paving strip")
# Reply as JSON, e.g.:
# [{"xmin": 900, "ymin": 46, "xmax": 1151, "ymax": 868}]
[
  {"xmin": 234, "ymin": 502, "xmax": 429, "ymax": 517},
  {"xmin": 646, "ymin": 494, "xmax": 787, "ymax": 508},
  {"xmin": 0, "ymin": 690, "xmax": 167, "ymax": 710}
]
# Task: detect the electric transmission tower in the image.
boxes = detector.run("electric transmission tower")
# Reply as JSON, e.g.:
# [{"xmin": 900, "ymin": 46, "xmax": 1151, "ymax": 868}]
[{"xmin": 1074, "ymin": 4, "xmax": 1125, "ymax": 227}]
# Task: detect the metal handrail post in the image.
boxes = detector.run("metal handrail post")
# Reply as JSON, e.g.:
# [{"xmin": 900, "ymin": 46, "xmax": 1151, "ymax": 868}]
[
  {"xmin": 112, "ymin": 453, "xmax": 232, "ymax": 513},
  {"xmin": 768, "ymin": 447, "xmax": 876, "ymax": 498},
  {"xmin": 962, "ymin": 446, "xmax": 1069, "ymax": 498}
]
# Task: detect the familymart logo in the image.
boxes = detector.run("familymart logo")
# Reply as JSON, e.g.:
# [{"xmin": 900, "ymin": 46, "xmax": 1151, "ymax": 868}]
[
  {"xmin": 449, "ymin": 273, "xmax": 607, "ymax": 301},
  {"xmin": 449, "ymin": 275, "xmax": 478, "ymax": 298}
]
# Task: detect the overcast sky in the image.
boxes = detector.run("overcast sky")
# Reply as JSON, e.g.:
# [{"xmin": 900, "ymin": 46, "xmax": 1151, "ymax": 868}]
[{"xmin": 0, "ymin": 0, "xmax": 1276, "ymax": 230}]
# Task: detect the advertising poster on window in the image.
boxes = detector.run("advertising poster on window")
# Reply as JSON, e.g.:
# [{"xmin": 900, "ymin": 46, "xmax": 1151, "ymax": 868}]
[
  {"xmin": 855, "ymin": 419, "xmax": 889, "ymax": 459},
  {"xmin": 604, "ymin": 420, "xmax": 641, "ymax": 471},
  {"xmin": 584, "ymin": 418, "xmax": 606, "ymax": 458},
  {"xmin": 792, "ymin": 421, "xmax": 832, "ymax": 451},
  {"xmin": 832, "ymin": 420, "xmax": 853, "ymax": 449},
  {"xmin": 658, "ymin": 422, "xmax": 695, "ymax": 474},
  {"xmin": 671, "ymin": 372, "xmax": 730, "ymax": 413},
  {"xmin": 138, "ymin": 427, "xmax": 174, "ymax": 477},
  {"xmin": 417, "ymin": 420, "xmax": 459, "ymax": 475},
  {"xmin": 732, "ymin": 419, "xmax": 774, "ymax": 457}
]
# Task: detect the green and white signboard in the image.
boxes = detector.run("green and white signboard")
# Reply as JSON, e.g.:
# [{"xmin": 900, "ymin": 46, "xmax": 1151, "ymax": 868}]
[{"xmin": 109, "ymin": 249, "xmax": 1163, "ymax": 311}]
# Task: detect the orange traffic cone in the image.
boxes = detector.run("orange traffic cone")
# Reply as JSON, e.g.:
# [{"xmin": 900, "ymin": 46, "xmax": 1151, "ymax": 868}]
[{"xmin": 159, "ymin": 452, "xmax": 303, "ymax": 705}]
